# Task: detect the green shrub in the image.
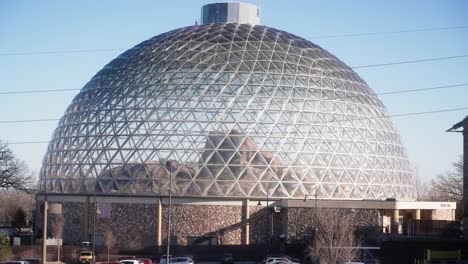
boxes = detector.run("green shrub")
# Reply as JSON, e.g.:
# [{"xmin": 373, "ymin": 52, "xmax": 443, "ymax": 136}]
[{"xmin": 0, "ymin": 233, "xmax": 12, "ymax": 261}]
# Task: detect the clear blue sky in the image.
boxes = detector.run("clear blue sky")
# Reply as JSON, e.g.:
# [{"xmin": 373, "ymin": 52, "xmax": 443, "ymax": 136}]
[{"xmin": 0, "ymin": 0, "xmax": 467, "ymax": 184}]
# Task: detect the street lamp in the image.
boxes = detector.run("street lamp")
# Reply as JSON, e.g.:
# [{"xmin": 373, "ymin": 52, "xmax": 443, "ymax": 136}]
[{"xmin": 165, "ymin": 160, "xmax": 175, "ymax": 264}]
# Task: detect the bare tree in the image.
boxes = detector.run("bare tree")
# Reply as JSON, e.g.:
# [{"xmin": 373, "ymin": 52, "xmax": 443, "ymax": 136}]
[
  {"xmin": 305, "ymin": 209, "xmax": 360, "ymax": 264},
  {"xmin": 429, "ymin": 156, "xmax": 463, "ymax": 219},
  {"xmin": 104, "ymin": 229, "xmax": 116, "ymax": 262},
  {"xmin": 51, "ymin": 214, "xmax": 65, "ymax": 262},
  {"xmin": 0, "ymin": 141, "xmax": 34, "ymax": 193},
  {"xmin": 414, "ymin": 172, "xmax": 431, "ymax": 201},
  {"xmin": 0, "ymin": 190, "xmax": 35, "ymax": 226}
]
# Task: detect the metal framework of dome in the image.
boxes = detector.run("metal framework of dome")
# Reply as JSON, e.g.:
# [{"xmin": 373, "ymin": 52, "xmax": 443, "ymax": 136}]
[{"xmin": 39, "ymin": 23, "xmax": 417, "ymax": 200}]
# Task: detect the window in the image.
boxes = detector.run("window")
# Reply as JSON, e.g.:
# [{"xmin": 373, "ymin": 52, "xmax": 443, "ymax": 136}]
[{"xmin": 186, "ymin": 236, "xmax": 218, "ymax": 246}]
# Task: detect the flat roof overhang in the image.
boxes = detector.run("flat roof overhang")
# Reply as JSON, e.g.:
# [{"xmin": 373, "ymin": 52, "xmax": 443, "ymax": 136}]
[
  {"xmin": 279, "ymin": 199, "xmax": 456, "ymax": 210},
  {"xmin": 36, "ymin": 193, "xmax": 456, "ymax": 210}
]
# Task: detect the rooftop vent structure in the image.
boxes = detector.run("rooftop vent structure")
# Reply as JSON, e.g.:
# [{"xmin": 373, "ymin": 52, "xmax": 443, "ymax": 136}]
[{"xmin": 201, "ymin": 2, "xmax": 260, "ymax": 25}]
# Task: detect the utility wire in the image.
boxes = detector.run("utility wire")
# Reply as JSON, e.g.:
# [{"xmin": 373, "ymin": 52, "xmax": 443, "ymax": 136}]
[
  {"xmin": 1, "ymin": 60, "xmax": 467, "ymax": 94},
  {"xmin": 5, "ymin": 107, "xmax": 468, "ymax": 145},
  {"xmin": 309, "ymin": 25, "xmax": 468, "ymax": 39},
  {"xmin": 377, "ymin": 83, "xmax": 468, "ymax": 95},
  {"xmin": 351, "ymin": 54, "xmax": 468, "ymax": 69},
  {"xmin": 1, "ymin": 25, "xmax": 467, "ymax": 56},
  {"xmin": 0, "ymin": 118, "xmax": 60, "ymax": 124},
  {"xmin": 0, "ymin": 48, "xmax": 125, "ymax": 56},
  {"xmin": 0, "ymin": 83, "xmax": 466, "ymax": 124},
  {"xmin": 0, "ymin": 88, "xmax": 81, "ymax": 95},
  {"xmin": 0, "ymin": 81, "xmax": 465, "ymax": 99}
]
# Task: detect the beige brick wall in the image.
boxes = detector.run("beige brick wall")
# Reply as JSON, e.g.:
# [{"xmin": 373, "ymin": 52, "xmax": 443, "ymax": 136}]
[{"xmin": 432, "ymin": 209, "xmax": 454, "ymax": 221}]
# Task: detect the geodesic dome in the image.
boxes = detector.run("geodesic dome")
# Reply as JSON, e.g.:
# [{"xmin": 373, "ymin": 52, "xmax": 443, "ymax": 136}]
[{"xmin": 39, "ymin": 23, "xmax": 417, "ymax": 200}]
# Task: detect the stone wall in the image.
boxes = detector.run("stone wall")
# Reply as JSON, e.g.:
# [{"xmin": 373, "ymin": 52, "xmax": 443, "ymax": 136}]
[
  {"xmin": 432, "ymin": 209, "xmax": 454, "ymax": 221},
  {"xmin": 46, "ymin": 200, "xmax": 383, "ymax": 249},
  {"xmin": 285, "ymin": 208, "xmax": 380, "ymax": 242},
  {"xmin": 161, "ymin": 204, "xmax": 242, "ymax": 245},
  {"xmin": 62, "ymin": 202, "xmax": 87, "ymax": 245}
]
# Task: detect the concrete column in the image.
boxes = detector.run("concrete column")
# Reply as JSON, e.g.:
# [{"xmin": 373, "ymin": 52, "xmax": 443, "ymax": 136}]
[
  {"xmin": 415, "ymin": 209, "xmax": 421, "ymax": 220},
  {"xmin": 157, "ymin": 198, "xmax": 162, "ymax": 246},
  {"xmin": 392, "ymin": 209, "xmax": 400, "ymax": 234},
  {"xmin": 379, "ymin": 210, "xmax": 387, "ymax": 233},
  {"xmin": 42, "ymin": 201, "xmax": 48, "ymax": 264},
  {"xmin": 463, "ymin": 120, "xmax": 468, "ymax": 239},
  {"xmin": 244, "ymin": 199, "xmax": 250, "ymax": 245},
  {"xmin": 84, "ymin": 196, "xmax": 90, "ymax": 241}
]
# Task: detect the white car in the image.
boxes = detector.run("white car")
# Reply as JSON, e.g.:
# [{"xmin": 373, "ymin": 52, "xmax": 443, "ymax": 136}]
[
  {"xmin": 169, "ymin": 257, "xmax": 194, "ymax": 264},
  {"xmin": 266, "ymin": 258, "xmax": 290, "ymax": 263},
  {"xmin": 160, "ymin": 255, "xmax": 172, "ymax": 264},
  {"xmin": 265, "ymin": 257, "xmax": 300, "ymax": 264},
  {"xmin": 120, "ymin": 260, "xmax": 142, "ymax": 264}
]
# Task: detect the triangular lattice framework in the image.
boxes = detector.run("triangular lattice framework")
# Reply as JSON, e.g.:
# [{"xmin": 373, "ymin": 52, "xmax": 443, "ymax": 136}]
[{"xmin": 39, "ymin": 23, "xmax": 417, "ymax": 200}]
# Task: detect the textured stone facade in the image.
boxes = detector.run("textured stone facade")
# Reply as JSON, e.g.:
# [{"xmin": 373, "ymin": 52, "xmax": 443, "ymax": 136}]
[
  {"xmin": 46, "ymin": 199, "xmax": 454, "ymax": 249},
  {"xmin": 284, "ymin": 208, "xmax": 380, "ymax": 241},
  {"xmin": 161, "ymin": 204, "xmax": 242, "ymax": 245},
  {"xmin": 432, "ymin": 209, "xmax": 454, "ymax": 221}
]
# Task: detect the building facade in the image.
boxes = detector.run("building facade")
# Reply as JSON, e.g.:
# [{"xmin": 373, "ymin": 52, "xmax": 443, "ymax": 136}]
[{"xmin": 36, "ymin": 3, "xmax": 456, "ymax": 249}]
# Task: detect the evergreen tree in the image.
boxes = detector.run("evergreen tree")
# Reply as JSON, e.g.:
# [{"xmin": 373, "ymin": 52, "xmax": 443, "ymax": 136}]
[{"xmin": 12, "ymin": 208, "xmax": 27, "ymax": 227}]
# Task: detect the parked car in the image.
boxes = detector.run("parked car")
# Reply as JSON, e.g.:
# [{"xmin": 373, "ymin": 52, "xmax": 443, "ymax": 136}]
[
  {"xmin": 137, "ymin": 258, "xmax": 152, "ymax": 264},
  {"xmin": 168, "ymin": 257, "xmax": 194, "ymax": 264},
  {"xmin": 159, "ymin": 255, "xmax": 172, "ymax": 264},
  {"xmin": 79, "ymin": 250, "xmax": 95, "ymax": 264},
  {"xmin": 20, "ymin": 258, "xmax": 41, "ymax": 264},
  {"xmin": 269, "ymin": 261, "xmax": 289, "ymax": 264},
  {"xmin": 118, "ymin": 256, "xmax": 137, "ymax": 261},
  {"xmin": 120, "ymin": 260, "xmax": 142, "ymax": 264},
  {"xmin": 220, "ymin": 254, "xmax": 234, "ymax": 264},
  {"xmin": 262, "ymin": 255, "xmax": 299, "ymax": 264}
]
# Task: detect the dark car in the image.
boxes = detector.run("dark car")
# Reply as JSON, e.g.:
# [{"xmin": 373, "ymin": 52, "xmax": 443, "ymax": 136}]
[
  {"xmin": 20, "ymin": 259, "xmax": 41, "ymax": 264},
  {"xmin": 220, "ymin": 254, "xmax": 234, "ymax": 264}
]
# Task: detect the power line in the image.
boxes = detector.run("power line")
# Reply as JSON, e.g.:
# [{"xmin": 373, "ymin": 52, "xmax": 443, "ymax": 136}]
[
  {"xmin": 0, "ymin": 63, "xmax": 467, "ymax": 95},
  {"xmin": 309, "ymin": 25, "xmax": 468, "ymax": 39},
  {"xmin": 5, "ymin": 107, "xmax": 468, "ymax": 145},
  {"xmin": 8, "ymin": 141, "xmax": 50, "ymax": 145},
  {"xmin": 0, "ymin": 80, "xmax": 465, "ymax": 100},
  {"xmin": 0, "ymin": 118, "xmax": 60, "ymax": 124},
  {"xmin": 2, "ymin": 82, "xmax": 467, "ymax": 96},
  {"xmin": 351, "ymin": 54, "xmax": 468, "ymax": 69},
  {"xmin": 0, "ymin": 48, "xmax": 125, "ymax": 56},
  {"xmin": 377, "ymin": 83, "xmax": 468, "ymax": 95},
  {"xmin": 0, "ymin": 88, "xmax": 80, "ymax": 95},
  {"xmin": 1, "ymin": 25, "xmax": 467, "ymax": 56},
  {"xmin": 0, "ymin": 83, "xmax": 466, "ymax": 124}
]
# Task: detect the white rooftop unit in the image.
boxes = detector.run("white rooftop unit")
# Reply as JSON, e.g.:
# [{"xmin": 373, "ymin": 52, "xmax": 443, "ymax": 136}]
[{"xmin": 201, "ymin": 2, "xmax": 260, "ymax": 25}]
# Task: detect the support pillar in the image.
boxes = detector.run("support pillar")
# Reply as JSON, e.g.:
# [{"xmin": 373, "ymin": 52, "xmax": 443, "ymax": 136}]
[
  {"xmin": 84, "ymin": 196, "xmax": 90, "ymax": 242},
  {"xmin": 157, "ymin": 198, "xmax": 162, "ymax": 247},
  {"xmin": 42, "ymin": 201, "xmax": 48, "ymax": 264},
  {"xmin": 392, "ymin": 209, "xmax": 400, "ymax": 234},
  {"xmin": 463, "ymin": 119, "xmax": 468, "ymax": 239},
  {"xmin": 244, "ymin": 199, "xmax": 250, "ymax": 245},
  {"xmin": 415, "ymin": 209, "xmax": 421, "ymax": 220}
]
